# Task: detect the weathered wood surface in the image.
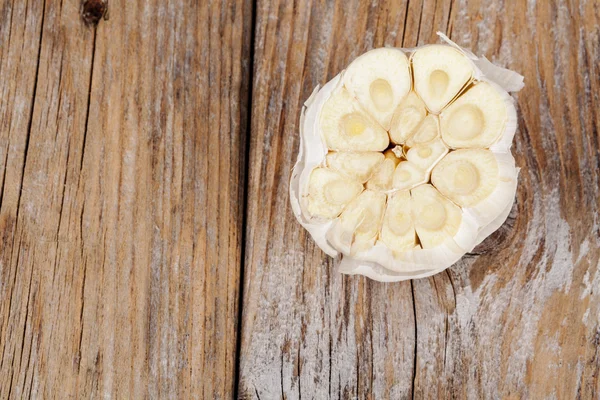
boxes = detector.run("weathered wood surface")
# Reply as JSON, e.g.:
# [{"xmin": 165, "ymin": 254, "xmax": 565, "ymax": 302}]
[
  {"xmin": 0, "ymin": 0, "xmax": 251, "ymax": 398},
  {"xmin": 1, "ymin": 0, "xmax": 599, "ymax": 399},
  {"xmin": 239, "ymin": 0, "xmax": 600, "ymax": 399}
]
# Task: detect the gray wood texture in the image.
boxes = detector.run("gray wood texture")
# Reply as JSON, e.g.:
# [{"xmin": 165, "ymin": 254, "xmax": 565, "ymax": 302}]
[
  {"xmin": 1, "ymin": 0, "xmax": 598, "ymax": 398},
  {"xmin": 239, "ymin": 0, "xmax": 600, "ymax": 399}
]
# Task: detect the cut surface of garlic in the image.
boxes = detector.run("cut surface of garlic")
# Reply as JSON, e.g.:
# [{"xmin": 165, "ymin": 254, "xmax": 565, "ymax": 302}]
[
  {"xmin": 440, "ymin": 82, "xmax": 509, "ymax": 149},
  {"xmin": 411, "ymin": 44, "xmax": 474, "ymax": 113},
  {"xmin": 343, "ymin": 48, "xmax": 412, "ymax": 130},
  {"xmin": 290, "ymin": 33, "xmax": 523, "ymax": 282},
  {"xmin": 320, "ymin": 87, "xmax": 389, "ymax": 151}
]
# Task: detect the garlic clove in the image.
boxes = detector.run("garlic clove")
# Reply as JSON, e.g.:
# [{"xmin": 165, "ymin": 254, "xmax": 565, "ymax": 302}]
[
  {"xmin": 411, "ymin": 45, "xmax": 474, "ymax": 113},
  {"xmin": 392, "ymin": 161, "xmax": 428, "ymax": 191},
  {"xmin": 326, "ymin": 151, "xmax": 384, "ymax": 183},
  {"xmin": 405, "ymin": 115, "xmax": 440, "ymax": 147},
  {"xmin": 305, "ymin": 167, "xmax": 363, "ymax": 219},
  {"xmin": 410, "ymin": 184, "xmax": 463, "ymax": 248},
  {"xmin": 431, "ymin": 149, "xmax": 518, "ymax": 227},
  {"xmin": 327, "ymin": 190, "xmax": 387, "ymax": 255},
  {"xmin": 319, "ymin": 87, "xmax": 390, "ymax": 151},
  {"xmin": 343, "ymin": 48, "xmax": 412, "ymax": 130},
  {"xmin": 366, "ymin": 149, "xmax": 401, "ymax": 192},
  {"xmin": 389, "ymin": 92, "xmax": 427, "ymax": 144},
  {"xmin": 440, "ymin": 81, "xmax": 509, "ymax": 149},
  {"xmin": 405, "ymin": 137, "xmax": 448, "ymax": 172},
  {"xmin": 380, "ymin": 191, "xmax": 418, "ymax": 253}
]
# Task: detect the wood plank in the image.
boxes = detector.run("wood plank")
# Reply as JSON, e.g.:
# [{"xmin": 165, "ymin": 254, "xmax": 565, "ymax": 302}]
[
  {"xmin": 0, "ymin": 0, "xmax": 252, "ymax": 398},
  {"xmin": 239, "ymin": 0, "xmax": 600, "ymax": 398}
]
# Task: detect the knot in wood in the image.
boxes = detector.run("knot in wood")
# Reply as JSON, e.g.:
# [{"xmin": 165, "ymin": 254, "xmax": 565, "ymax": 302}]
[{"xmin": 82, "ymin": 0, "xmax": 107, "ymax": 25}]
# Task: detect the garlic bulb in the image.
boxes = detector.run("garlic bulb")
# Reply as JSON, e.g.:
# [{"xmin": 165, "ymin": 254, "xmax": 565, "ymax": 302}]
[{"xmin": 290, "ymin": 32, "xmax": 524, "ymax": 282}]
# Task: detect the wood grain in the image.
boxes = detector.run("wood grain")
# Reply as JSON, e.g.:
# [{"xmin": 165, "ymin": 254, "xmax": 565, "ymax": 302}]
[
  {"xmin": 1, "ymin": 0, "xmax": 599, "ymax": 398},
  {"xmin": 0, "ymin": 0, "xmax": 252, "ymax": 398},
  {"xmin": 239, "ymin": 1, "xmax": 600, "ymax": 399}
]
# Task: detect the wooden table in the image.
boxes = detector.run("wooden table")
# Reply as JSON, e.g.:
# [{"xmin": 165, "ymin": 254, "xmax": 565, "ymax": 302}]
[{"xmin": 1, "ymin": 0, "xmax": 598, "ymax": 398}]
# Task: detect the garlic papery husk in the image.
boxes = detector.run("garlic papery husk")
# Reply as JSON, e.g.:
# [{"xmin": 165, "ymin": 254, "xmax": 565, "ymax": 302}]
[
  {"xmin": 290, "ymin": 33, "xmax": 524, "ymax": 282},
  {"xmin": 290, "ymin": 76, "xmax": 342, "ymax": 257},
  {"xmin": 473, "ymin": 169, "xmax": 519, "ymax": 246},
  {"xmin": 337, "ymin": 258, "xmax": 444, "ymax": 282}
]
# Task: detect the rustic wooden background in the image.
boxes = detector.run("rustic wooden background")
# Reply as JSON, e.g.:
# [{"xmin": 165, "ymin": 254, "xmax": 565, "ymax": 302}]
[{"xmin": 0, "ymin": 0, "xmax": 598, "ymax": 398}]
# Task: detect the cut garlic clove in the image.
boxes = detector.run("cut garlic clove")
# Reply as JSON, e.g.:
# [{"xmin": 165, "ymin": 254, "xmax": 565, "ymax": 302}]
[
  {"xmin": 343, "ymin": 48, "xmax": 412, "ymax": 130},
  {"xmin": 327, "ymin": 190, "xmax": 387, "ymax": 255},
  {"xmin": 431, "ymin": 149, "xmax": 498, "ymax": 207},
  {"xmin": 305, "ymin": 167, "xmax": 363, "ymax": 219},
  {"xmin": 366, "ymin": 149, "xmax": 401, "ymax": 192},
  {"xmin": 320, "ymin": 87, "xmax": 390, "ymax": 151},
  {"xmin": 389, "ymin": 92, "xmax": 427, "ymax": 144},
  {"xmin": 392, "ymin": 161, "xmax": 428, "ymax": 191},
  {"xmin": 410, "ymin": 184, "xmax": 463, "ymax": 248},
  {"xmin": 440, "ymin": 82, "xmax": 508, "ymax": 149},
  {"xmin": 380, "ymin": 191, "xmax": 418, "ymax": 253},
  {"xmin": 431, "ymin": 149, "xmax": 518, "ymax": 227},
  {"xmin": 405, "ymin": 138, "xmax": 448, "ymax": 172},
  {"xmin": 366, "ymin": 159, "xmax": 396, "ymax": 192},
  {"xmin": 326, "ymin": 151, "xmax": 384, "ymax": 183},
  {"xmin": 405, "ymin": 115, "xmax": 440, "ymax": 147},
  {"xmin": 411, "ymin": 45, "xmax": 474, "ymax": 113}
]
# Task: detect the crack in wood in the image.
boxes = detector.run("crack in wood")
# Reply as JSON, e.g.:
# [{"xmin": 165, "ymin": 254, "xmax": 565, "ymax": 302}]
[
  {"xmin": 411, "ymin": 280, "xmax": 417, "ymax": 400},
  {"xmin": 401, "ymin": 0, "xmax": 411, "ymax": 48}
]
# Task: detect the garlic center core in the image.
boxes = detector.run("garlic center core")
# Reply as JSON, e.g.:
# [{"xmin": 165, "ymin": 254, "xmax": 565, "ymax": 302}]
[
  {"xmin": 452, "ymin": 161, "xmax": 480, "ymax": 195},
  {"xmin": 389, "ymin": 211, "xmax": 412, "ymax": 236},
  {"xmin": 417, "ymin": 202, "xmax": 447, "ymax": 230},
  {"xmin": 369, "ymin": 79, "xmax": 394, "ymax": 111},
  {"xmin": 428, "ymin": 69, "xmax": 450, "ymax": 98},
  {"xmin": 446, "ymin": 104, "xmax": 484, "ymax": 140},
  {"xmin": 325, "ymin": 181, "xmax": 357, "ymax": 204},
  {"xmin": 395, "ymin": 170, "xmax": 412, "ymax": 182},
  {"xmin": 417, "ymin": 146, "xmax": 433, "ymax": 158},
  {"xmin": 340, "ymin": 113, "xmax": 368, "ymax": 137}
]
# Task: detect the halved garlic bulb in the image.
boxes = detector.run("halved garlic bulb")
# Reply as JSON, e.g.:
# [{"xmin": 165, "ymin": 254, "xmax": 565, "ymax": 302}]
[{"xmin": 290, "ymin": 33, "xmax": 524, "ymax": 282}]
